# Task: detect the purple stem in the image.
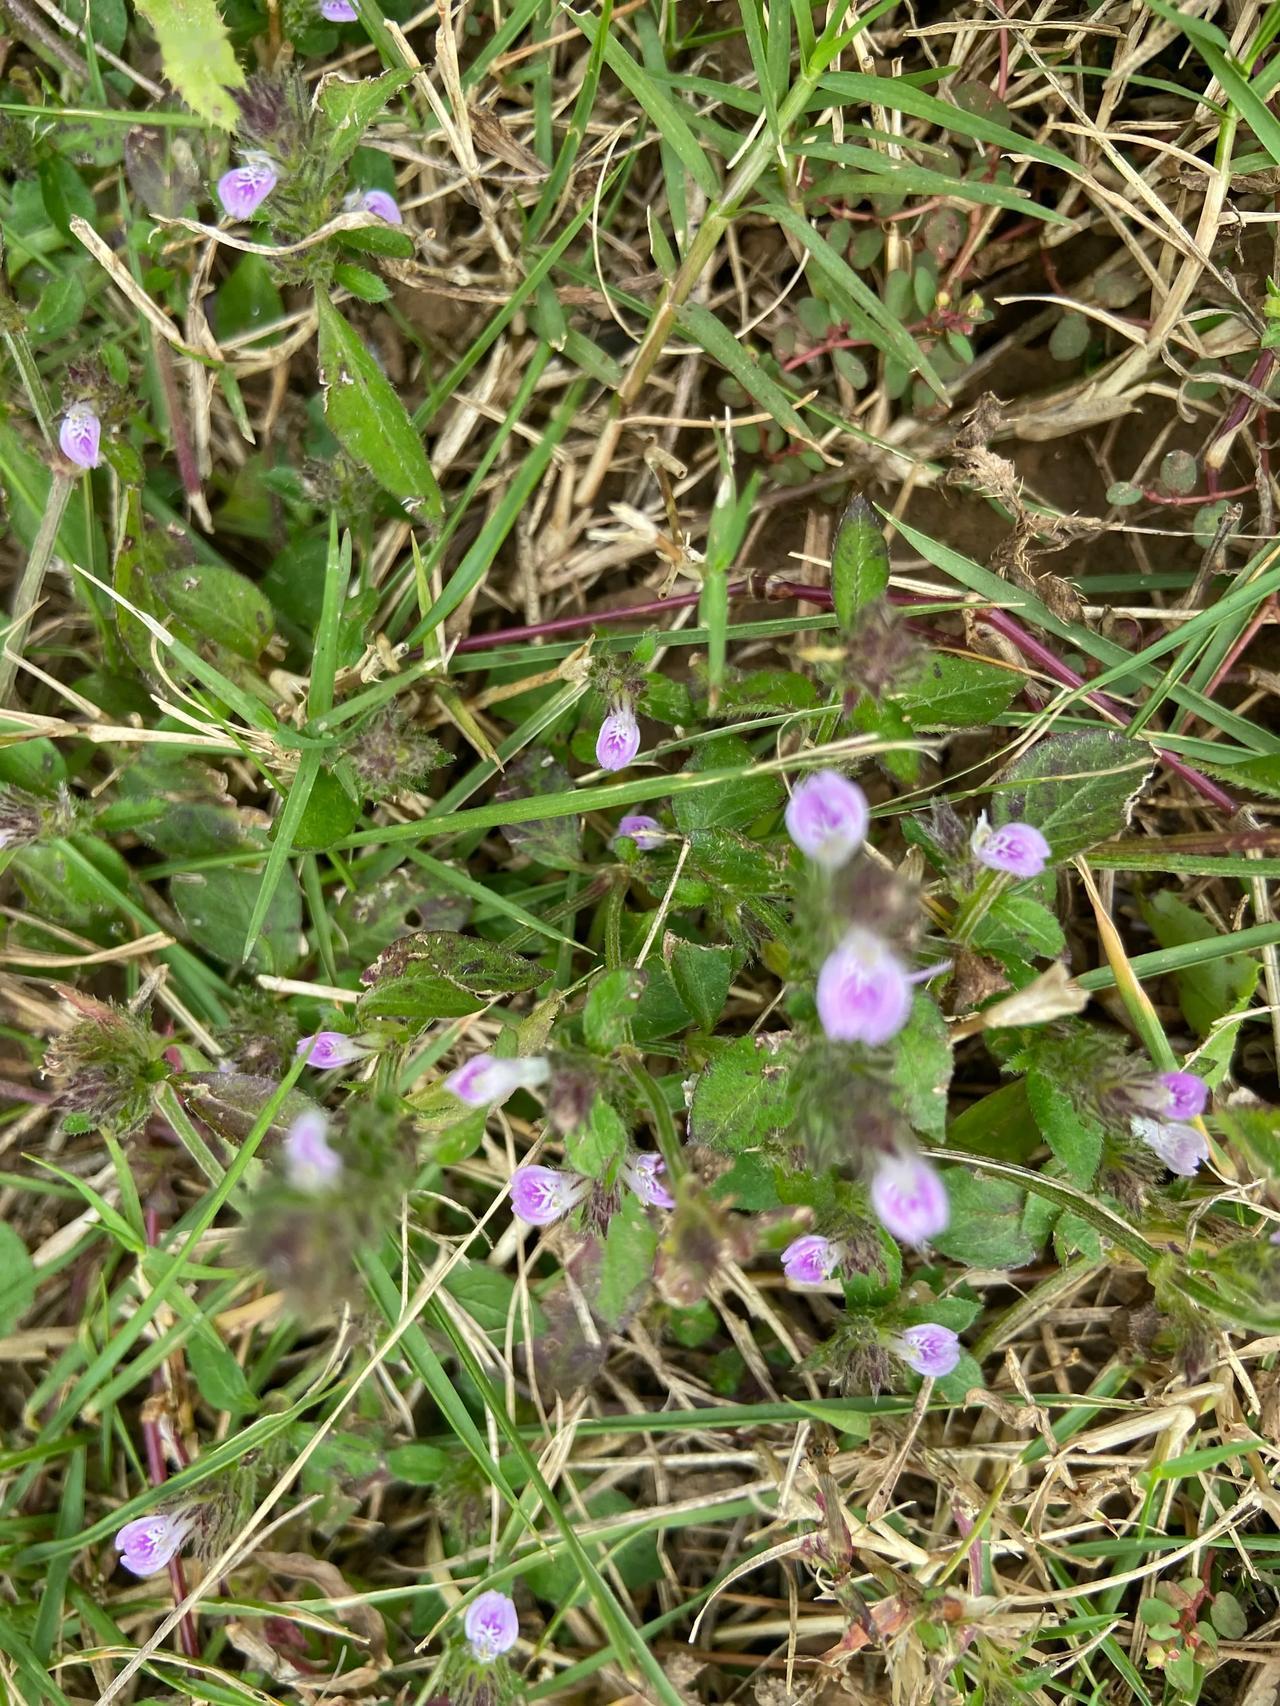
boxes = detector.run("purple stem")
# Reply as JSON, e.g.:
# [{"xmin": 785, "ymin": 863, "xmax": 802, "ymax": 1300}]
[{"xmin": 453, "ymin": 578, "xmax": 1236, "ymax": 814}]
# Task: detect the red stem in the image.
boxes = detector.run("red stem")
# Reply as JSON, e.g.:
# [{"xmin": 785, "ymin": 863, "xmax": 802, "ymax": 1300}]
[
  {"xmin": 143, "ymin": 1207, "xmax": 199, "ymax": 1660},
  {"xmin": 450, "ymin": 581, "xmax": 1237, "ymax": 813}
]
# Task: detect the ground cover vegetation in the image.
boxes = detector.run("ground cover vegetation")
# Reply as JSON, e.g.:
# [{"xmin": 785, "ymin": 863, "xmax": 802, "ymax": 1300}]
[{"xmin": 2, "ymin": 1, "xmax": 1280, "ymax": 1703}]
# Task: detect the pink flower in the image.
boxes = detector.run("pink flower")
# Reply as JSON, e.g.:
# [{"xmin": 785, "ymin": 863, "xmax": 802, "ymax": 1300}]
[
  {"xmin": 781, "ymin": 1234, "xmax": 842, "ymax": 1286},
  {"xmin": 614, "ymin": 814, "xmax": 663, "ymax": 851},
  {"xmin": 464, "ymin": 1589, "xmax": 519, "ymax": 1662},
  {"xmin": 784, "ymin": 771, "xmax": 869, "ymax": 870},
  {"xmin": 815, "ymin": 928, "xmax": 913, "ymax": 1046},
  {"xmin": 296, "ymin": 1031, "xmax": 371, "ymax": 1069},
  {"xmin": 972, "ymin": 816, "xmax": 1051, "ymax": 878},
  {"xmin": 1157, "ymin": 1071, "xmax": 1207, "ymax": 1121},
  {"xmin": 217, "ymin": 155, "xmax": 278, "ymax": 220},
  {"xmin": 596, "ymin": 705, "xmax": 640, "ymax": 772},
  {"xmin": 1131, "ymin": 1116, "xmax": 1209, "ymax": 1177},
  {"xmin": 444, "ymin": 1053, "xmax": 550, "ymax": 1108},
  {"xmin": 282, "ymin": 1109, "xmax": 343, "ymax": 1192},
  {"xmin": 114, "ymin": 1510, "xmax": 193, "ymax": 1577},
  {"xmin": 895, "ymin": 1322, "xmax": 961, "ymax": 1378},
  {"xmin": 623, "ymin": 1153, "xmax": 675, "ymax": 1208},
  {"xmin": 870, "ymin": 1153, "xmax": 949, "ymax": 1246},
  {"xmin": 320, "ymin": 0, "xmax": 358, "ymax": 18},
  {"xmin": 509, "ymin": 1165, "xmax": 589, "ymax": 1226},
  {"xmin": 59, "ymin": 403, "xmax": 102, "ymax": 470},
  {"xmin": 358, "ymin": 188, "xmax": 401, "ymax": 223}
]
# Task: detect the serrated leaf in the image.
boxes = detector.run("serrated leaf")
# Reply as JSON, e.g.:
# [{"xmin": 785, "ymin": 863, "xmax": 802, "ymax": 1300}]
[
  {"xmin": 831, "ymin": 494, "xmax": 889, "ymax": 628},
  {"xmin": 897, "ymin": 652, "xmax": 1020, "ymax": 730},
  {"xmin": 665, "ymin": 937, "xmax": 733, "ymax": 1030},
  {"xmin": 890, "ymin": 995, "xmax": 953, "ymax": 1139},
  {"xmin": 1024, "ymin": 1072, "xmax": 1102, "ymax": 1186},
  {"xmin": 315, "ymin": 292, "xmax": 443, "ymax": 516},
  {"xmin": 133, "ymin": 0, "xmax": 246, "ymax": 129},
  {"xmin": 567, "ymin": 1098, "xmax": 629, "ymax": 1180},
  {"xmin": 688, "ymin": 1033, "xmax": 798, "ymax": 1153},
  {"xmin": 595, "ymin": 1195, "xmax": 658, "ymax": 1327},
  {"xmin": 318, "ymin": 69, "xmax": 413, "ymax": 174},
  {"xmin": 931, "ymin": 1170, "xmax": 1037, "ymax": 1269},
  {"xmin": 993, "ymin": 729, "xmax": 1154, "ymax": 860},
  {"xmin": 357, "ymin": 931, "xmax": 544, "ymax": 1021}
]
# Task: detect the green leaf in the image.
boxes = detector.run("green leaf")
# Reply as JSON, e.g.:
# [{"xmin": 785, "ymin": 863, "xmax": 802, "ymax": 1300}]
[
  {"xmin": 992, "ymin": 729, "xmax": 1153, "ymax": 860},
  {"xmin": 567, "ymin": 1097, "xmax": 629, "ymax": 1180},
  {"xmin": 973, "ymin": 893, "xmax": 1066, "ymax": 963},
  {"xmin": 583, "ymin": 967, "xmax": 642, "ymax": 1053},
  {"xmin": 931, "ymin": 1170, "xmax": 1037, "ymax": 1269},
  {"xmin": 30, "ymin": 272, "xmax": 86, "ymax": 340},
  {"xmin": 386, "ymin": 1443, "xmax": 447, "ymax": 1485},
  {"xmin": 187, "ymin": 1330, "xmax": 258, "ymax": 1414},
  {"xmin": 665, "ymin": 937, "xmax": 733, "ymax": 1030},
  {"xmin": 947, "ymin": 1078, "xmax": 1041, "ymax": 1163},
  {"xmin": 1209, "ymin": 1591, "xmax": 1247, "ymax": 1640},
  {"xmin": 132, "ymin": 0, "xmax": 246, "ymax": 128},
  {"xmin": 890, "ymin": 995, "xmax": 953, "ymax": 1139},
  {"xmin": 1025, "ymin": 1071, "xmax": 1102, "ymax": 1188},
  {"xmin": 357, "ymin": 931, "xmax": 545, "ymax": 1021},
  {"xmin": 443, "ymin": 1262, "xmax": 535, "ymax": 1342},
  {"xmin": 38, "ymin": 154, "xmax": 95, "ymax": 237},
  {"xmin": 333, "ymin": 261, "xmax": 392, "ymax": 303},
  {"xmin": 896, "ymin": 652, "xmax": 1020, "ymax": 731},
  {"xmin": 688, "ymin": 1033, "xmax": 797, "ymax": 1153},
  {"xmin": 315, "ymin": 292, "xmax": 444, "ymax": 517},
  {"xmin": 672, "ymin": 735, "xmax": 785, "ymax": 831},
  {"xmin": 292, "ymin": 764, "xmax": 360, "ymax": 850},
  {"xmin": 1140, "ymin": 892, "xmax": 1262, "ymax": 1038},
  {"xmin": 830, "ymin": 494, "xmax": 889, "ymax": 628},
  {"xmin": 170, "ymin": 864, "xmax": 302, "ymax": 974},
  {"xmin": 596, "ymin": 1195, "xmax": 659, "ymax": 1327},
  {"xmin": 0, "ymin": 1222, "xmax": 36, "ymax": 1335},
  {"xmin": 318, "ymin": 68, "xmax": 413, "ymax": 174},
  {"xmin": 155, "ymin": 562, "xmax": 275, "ymax": 661}
]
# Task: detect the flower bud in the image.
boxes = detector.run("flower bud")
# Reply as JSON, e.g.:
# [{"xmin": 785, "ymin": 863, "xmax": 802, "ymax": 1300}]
[
  {"xmin": 784, "ymin": 770, "xmax": 869, "ymax": 870},
  {"xmin": 282, "ymin": 1108, "xmax": 343, "ymax": 1192},
  {"xmin": 509, "ymin": 1164, "xmax": 589, "ymax": 1226},
  {"xmin": 1157, "ymin": 1071, "xmax": 1207, "ymax": 1121},
  {"xmin": 320, "ymin": 0, "xmax": 358, "ymax": 18},
  {"xmin": 781, "ymin": 1233, "xmax": 842, "ymax": 1286},
  {"xmin": 972, "ymin": 815, "xmax": 1051, "ymax": 878},
  {"xmin": 295, "ymin": 1031, "xmax": 372, "ymax": 1069},
  {"xmin": 869, "ymin": 1152, "xmax": 949, "ymax": 1246},
  {"xmin": 894, "ymin": 1321, "xmax": 960, "ymax": 1377},
  {"xmin": 59, "ymin": 403, "xmax": 102, "ymax": 470},
  {"xmin": 347, "ymin": 186, "xmax": 400, "ymax": 223},
  {"xmin": 622, "ymin": 1152, "xmax": 675, "ymax": 1209},
  {"xmin": 444, "ymin": 1053, "xmax": 550, "ymax": 1108},
  {"xmin": 614, "ymin": 814, "xmax": 663, "ymax": 851},
  {"xmin": 1131, "ymin": 1115, "xmax": 1209, "ymax": 1177},
  {"xmin": 596, "ymin": 705, "xmax": 641, "ymax": 772},
  {"xmin": 217, "ymin": 155, "xmax": 278, "ymax": 220},
  {"xmin": 815, "ymin": 927, "xmax": 912, "ymax": 1046},
  {"xmin": 464, "ymin": 1589, "xmax": 519, "ymax": 1662},
  {"xmin": 114, "ymin": 1510, "xmax": 194, "ymax": 1577}
]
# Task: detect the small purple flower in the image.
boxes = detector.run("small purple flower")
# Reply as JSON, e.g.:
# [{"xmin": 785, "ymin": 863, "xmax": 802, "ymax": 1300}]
[
  {"xmin": 357, "ymin": 188, "xmax": 401, "ymax": 223},
  {"xmin": 217, "ymin": 155, "xmax": 278, "ymax": 221},
  {"xmin": 296, "ymin": 1031, "xmax": 371, "ymax": 1069},
  {"xmin": 282, "ymin": 1108, "xmax": 343, "ymax": 1192},
  {"xmin": 1131, "ymin": 1115, "xmax": 1209, "ymax": 1177},
  {"xmin": 781, "ymin": 1234, "xmax": 843, "ymax": 1286},
  {"xmin": 784, "ymin": 770, "xmax": 869, "ymax": 870},
  {"xmin": 614, "ymin": 814, "xmax": 663, "ymax": 851},
  {"xmin": 815, "ymin": 927, "xmax": 913, "ymax": 1046},
  {"xmin": 114, "ymin": 1511, "xmax": 193, "ymax": 1577},
  {"xmin": 59, "ymin": 404, "xmax": 102, "ymax": 470},
  {"xmin": 870, "ymin": 1152, "xmax": 949, "ymax": 1246},
  {"xmin": 623, "ymin": 1153, "xmax": 675, "ymax": 1209},
  {"xmin": 1157, "ymin": 1071, "xmax": 1208, "ymax": 1121},
  {"xmin": 320, "ymin": 0, "xmax": 358, "ymax": 18},
  {"xmin": 464, "ymin": 1589, "xmax": 519, "ymax": 1663},
  {"xmin": 444, "ymin": 1053, "xmax": 551, "ymax": 1108},
  {"xmin": 972, "ymin": 815, "xmax": 1051, "ymax": 879},
  {"xmin": 894, "ymin": 1322, "xmax": 961, "ymax": 1378},
  {"xmin": 596, "ymin": 705, "xmax": 641, "ymax": 772},
  {"xmin": 509, "ymin": 1165, "xmax": 589, "ymax": 1226}
]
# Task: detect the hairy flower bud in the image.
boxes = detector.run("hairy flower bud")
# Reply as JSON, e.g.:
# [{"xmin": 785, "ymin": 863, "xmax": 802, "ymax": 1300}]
[
  {"xmin": 894, "ymin": 1322, "xmax": 960, "ymax": 1377},
  {"xmin": 972, "ymin": 815, "xmax": 1051, "ymax": 878},
  {"xmin": 59, "ymin": 403, "xmax": 102, "ymax": 470},
  {"xmin": 596, "ymin": 705, "xmax": 641, "ymax": 772},
  {"xmin": 464, "ymin": 1589, "xmax": 519, "ymax": 1662},
  {"xmin": 816, "ymin": 927, "xmax": 913, "ymax": 1046},
  {"xmin": 869, "ymin": 1152, "xmax": 949, "ymax": 1246},
  {"xmin": 784, "ymin": 770, "xmax": 869, "ymax": 870}
]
